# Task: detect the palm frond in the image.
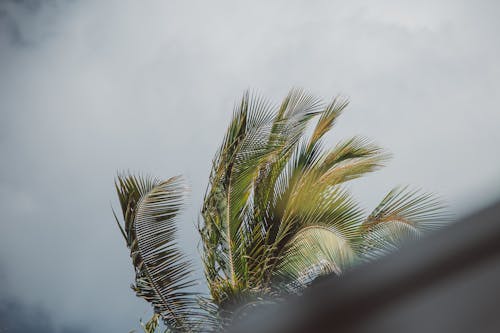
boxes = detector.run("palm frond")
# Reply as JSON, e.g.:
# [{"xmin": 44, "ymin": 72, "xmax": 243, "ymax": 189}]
[
  {"xmin": 197, "ymin": 89, "xmax": 450, "ymax": 322},
  {"xmin": 314, "ymin": 136, "xmax": 390, "ymax": 185},
  {"xmin": 273, "ymin": 137, "xmax": 387, "ymax": 230},
  {"xmin": 201, "ymin": 91, "xmax": 286, "ymax": 307},
  {"xmin": 115, "ymin": 89, "xmax": 451, "ymax": 331},
  {"xmin": 140, "ymin": 314, "xmax": 160, "ymax": 333},
  {"xmin": 247, "ymin": 89, "xmax": 324, "ymax": 282},
  {"xmin": 274, "ymin": 226, "xmax": 357, "ymax": 292},
  {"xmin": 253, "ymin": 88, "xmax": 323, "ymax": 223},
  {"xmin": 306, "ymin": 97, "xmax": 348, "ymax": 152},
  {"xmin": 361, "ymin": 186, "xmax": 450, "ymax": 259},
  {"xmin": 265, "ymin": 185, "xmax": 363, "ymax": 288},
  {"xmin": 201, "ymin": 89, "xmax": 324, "ymax": 305},
  {"xmin": 115, "ymin": 173, "xmax": 204, "ymax": 332},
  {"xmin": 284, "ymin": 187, "xmax": 364, "ymax": 240}
]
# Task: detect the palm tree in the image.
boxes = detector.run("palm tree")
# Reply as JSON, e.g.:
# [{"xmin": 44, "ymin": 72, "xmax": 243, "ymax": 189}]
[{"xmin": 114, "ymin": 89, "xmax": 448, "ymax": 332}]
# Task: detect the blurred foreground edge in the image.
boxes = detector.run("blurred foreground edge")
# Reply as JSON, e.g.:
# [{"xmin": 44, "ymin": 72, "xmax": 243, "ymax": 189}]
[{"xmin": 229, "ymin": 201, "xmax": 500, "ymax": 333}]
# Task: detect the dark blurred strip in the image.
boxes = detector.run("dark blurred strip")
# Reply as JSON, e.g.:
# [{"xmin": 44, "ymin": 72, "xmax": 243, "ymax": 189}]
[{"xmin": 230, "ymin": 201, "xmax": 500, "ymax": 333}]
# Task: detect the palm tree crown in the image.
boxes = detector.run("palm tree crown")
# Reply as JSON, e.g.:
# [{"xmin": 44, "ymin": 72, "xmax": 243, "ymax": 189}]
[{"xmin": 114, "ymin": 89, "xmax": 449, "ymax": 332}]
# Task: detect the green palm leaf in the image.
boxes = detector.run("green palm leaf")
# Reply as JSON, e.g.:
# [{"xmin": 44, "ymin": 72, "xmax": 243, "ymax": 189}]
[
  {"xmin": 115, "ymin": 174, "xmax": 205, "ymax": 332},
  {"xmin": 115, "ymin": 89, "xmax": 451, "ymax": 330},
  {"xmin": 275, "ymin": 226, "xmax": 357, "ymax": 292},
  {"xmin": 201, "ymin": 89, "xmax": 323, "ymax": 304},
  {"xmin": 269, "ymin": 186, "xmax": 363, "ymax": 289},
  {"xmin": 361, "ymin": 186, "xmax": 450, "ymax": 259}
]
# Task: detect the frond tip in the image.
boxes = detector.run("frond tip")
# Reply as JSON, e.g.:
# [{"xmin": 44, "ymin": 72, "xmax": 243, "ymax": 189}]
[{"xmin": 361, "ymin": 186, "xmax": 451, "ymax": 258}]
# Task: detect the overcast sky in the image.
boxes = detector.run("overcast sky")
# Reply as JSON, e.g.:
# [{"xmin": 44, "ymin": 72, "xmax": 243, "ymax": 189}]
[{"xmin": 1, "ymin": 0, "xmax": 499, "ymax": 332}]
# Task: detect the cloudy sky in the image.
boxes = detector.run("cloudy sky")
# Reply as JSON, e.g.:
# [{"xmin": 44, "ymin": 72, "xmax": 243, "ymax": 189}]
[{"xmin": 1, "ymin": 0, "xmax": 499, "ymax": 332}]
